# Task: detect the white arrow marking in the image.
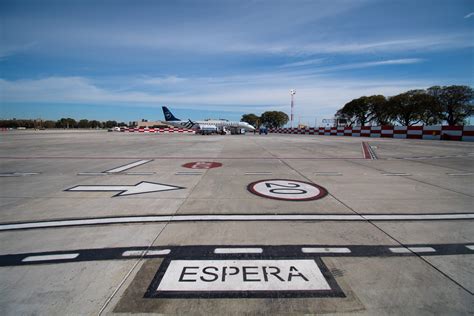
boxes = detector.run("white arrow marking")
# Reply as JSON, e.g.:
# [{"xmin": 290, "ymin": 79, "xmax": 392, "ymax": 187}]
[{"xmin": 65, "ymin": 181, "xmax": 185, "ymax": 197}]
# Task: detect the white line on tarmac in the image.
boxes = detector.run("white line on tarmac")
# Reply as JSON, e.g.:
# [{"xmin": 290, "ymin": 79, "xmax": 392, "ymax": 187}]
[
  {"xmin": 22, "ymin": 253, "xmax": 79, "ymax": 262},
  {"xmin": 214, "ymin": 248, "xmax": 263, "ymax": 254},
  {"xmin": 123, "ymin": 172, "xmax": 156, "ymax": 175},
  {"xmin": 1, "ymin": 213, "xmax": 473, "ymax": 231},
  {"xmin": 245, "ymin": 172, "xmax": 272, "ymax": 175},
  {"xmin": 122, "ymin": 249, "xmax": 171, "ymax": 257},
  {"xmin": 315, "ymin": 172, "xmax": 343, "ymax": 176},
  {"xmin": 77, "ymin": 172, "xmax": 108, "ymax": 176},
  {"xmin": 389, "ymin": 247, "xmax": 436, "ymax": 254},
  {"xmin": 447, "ymin": 173, "xmax": 474, "ymax": 176},
  {"xmin": 0, "ymin": 172, "xmax": 41, "ymax": 177},
  {"xmin": 301, "ymin": 247, "xmax": 351, "ymax": 253},
  {"xmin": 105, "ymin": 160, "xmax": 152, "ymax": 173},
  {"xmin": 175, "ymin": 172, "xmax": 203, "ymax": 175},
  {"xmin": 382, "ymin": 173, "xmax": 412, "ymax": 176}
]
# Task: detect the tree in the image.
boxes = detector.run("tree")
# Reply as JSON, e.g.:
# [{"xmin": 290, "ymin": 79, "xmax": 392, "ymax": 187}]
[
  {"xmin": 366, "ymin": 95, "xmax": 392, "ymax": 126},
  {"xmin": 241, "ymin": 114, "xmax": 260, "ymax": 127},
  {"xmin": 89, "ymin": 120, "xmax": 102, "ymax": 128},
  {"xmin": 387, "ymin": 90, "xmax": 437, "ymax": 126},
  {"xmin": 43, "ymin": 120, "xmax": 56, "ymax": 129},
  {"xmin": 78, "ymin": 119, "xmax": 90, "ymax": 128},
  {"xmin": 56, "ymin": 118, "xmax": 77, "ymax": 128},
  {"xmin": 336, "ymin": 96, "xmax": 371, "ymax": 126},
  {"xmin": 260, "ymin": 111, "xmax": 289, "ymax": 128},
  {"xmin": 105, "ymin": 120, "xmax": 118, "ymax": 128},
  {"xmin": 427, "ymin": 85, "xmax": 473, "ymax": 126}
]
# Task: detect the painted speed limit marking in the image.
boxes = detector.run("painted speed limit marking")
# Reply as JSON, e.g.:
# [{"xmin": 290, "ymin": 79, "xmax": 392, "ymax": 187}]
[
  {"xmin": 182, "ymin": 161, "xmax": 222, "ymax": 169},
  {"xmin": 247, "ymin": 179, "xmax": 328, "ymax": 201}
]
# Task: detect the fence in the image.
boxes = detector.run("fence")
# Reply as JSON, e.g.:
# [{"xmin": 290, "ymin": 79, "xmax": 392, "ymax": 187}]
[{"xmin": 269, "ymin": 126, "xmax": 474, "ymax": 141}]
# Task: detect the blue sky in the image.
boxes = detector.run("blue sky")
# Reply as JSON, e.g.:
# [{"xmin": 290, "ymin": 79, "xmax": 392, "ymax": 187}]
[{"xmin": 1, "ymin": 0, "xmax": 473, "ymax": 125}]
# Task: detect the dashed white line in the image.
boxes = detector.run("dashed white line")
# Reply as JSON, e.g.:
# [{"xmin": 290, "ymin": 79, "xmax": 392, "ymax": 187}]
[
  {"xmin": 447, "ymin": 173, "xmax": 474, "ymax": 176},
  {"xmin": 389, "ymin": 247, "xmax": 436, "ymax": 254},
  {"xmin": 77, "ymin": 172, "xmax": 107, "ymax": 176},
  {"xmin": 0, "ymin": 172, "xmax": 41, "ymax": 177},
  {"xmin": 105, "ymin": 160, "xmax": 152, "ymax": 173},
  {"xmin": 315, "ymin": 172, "xmax": 343, "ymax": 176},
  {"xmin": 175, "ymin": 172, "xmax": 203, "ymax": 175},
  {"xmin": 122, "ymin": 249, "xmax": 171, "ymax": 257},
  {"xmin": 301, "ymin": 247, "xmax": 351, "ymax": 253},
  {"xmin": 123, "ymin": 172, "xmax": 156, "ymax": 175},
  {"xmin": 22, "ymin": 253, "xmax": 79, "ymax": 262},
  {"xmin": 382, "ymin": 173, "xmax": 412, "ymax": 176},
  {"xmin": 214, "ymin": 248, "xmax": 263, "ymax": 254}
]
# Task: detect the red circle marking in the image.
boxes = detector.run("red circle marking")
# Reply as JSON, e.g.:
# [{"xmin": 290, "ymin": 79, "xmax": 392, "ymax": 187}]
[
  {"xmin": 182, "ymin": 161, "xmax": 223, "ymax": 169},
  {"xmin": 247, "ymin": 179, "xmax": 328, "ymax": 201}
]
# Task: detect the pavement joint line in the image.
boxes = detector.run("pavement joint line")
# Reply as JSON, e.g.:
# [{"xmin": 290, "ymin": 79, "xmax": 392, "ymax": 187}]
[
  {"xmin": 22, "ymin": 253, "xmax": 79, "ymax": 262},
  {"xmin": 248, "ymin": 140, "xmax": 474, "ymax": 295},
  {"xmin": 214, "ymin": 248, "xmax": 263, "ymax": 254},
  {"xmin": 301, "ymin": 247, "xmax": 351, "ymax": 253},
  {"xmin": 340, "ymin": 158, "xmax": 474, "ymax": 296},
  {"xmin": 2, "ymin": 213, "xmax": 474, "ymax": 231}
]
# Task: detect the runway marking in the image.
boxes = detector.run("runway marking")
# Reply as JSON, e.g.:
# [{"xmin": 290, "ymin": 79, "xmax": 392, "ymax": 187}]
[
  {"xmin": 104, "ymin": 159, "xmax": 153, "ymax": 173},
  {"xmin": 77, "ymin": 172, "xmax": 108, "ymax": 176},
  {"xmin": 362, "ymin": 142, "xmax": 378, "ymax": 160},
  {"xmin": 1, "ymin": 213, "xmax": 473, "ymax": 231},
  {"xmin": 301, "ymin": 247, "xmax": 351, "ymax": 254},
  {"xmin": 389, "ymin": 247, "xmax": 436, "ymax": 254},
  {"xmin": 145, "ymin": 259, "xmax": 339, "ymax": 298},
  {"xmin": 123, "ymin": 172, "xmax": 156, "ymax": 175},
  {"xmin": 315, "ymin": 172, "xmax": 343, "ymax": 176},
  {"xmin": 65, "ymin": 181, "xmax": 185, "ymax": 197},
  {"xmin": 382, "ymin": 172, "xmax": 412, "ymax": 176},
  {"xmin": 247, "ymin": 179, "xmax": 328, "ymax": 201},
  {"xmin": 447, "ymin": 173, "xmax": 474, "ymax": 176},
  {"xmin": 245, "ymin": 172, "xmax": 272, "ymax": 175},
  {"xmin": 175, "ymin": 171, "xmax": 204, "ymax": 175},
  {"xmin": 22, "ymin": 253, "xmax": 79, "ymax": 262},
  {"xmin": 182, "ymin": 161, "xmax": 222, "ymax": 169},
  {"xmin": 2, "ymin": 243, "xmax": 472, "ymax": 267},
  {"xmin": 214, "ymin": 248, "xmax": 263, "ymax": 254},
  {"xmin": 122, "ymin": 249, "xmax": 171, "ymax": 257},
  {"xmin": 0, "ymin": 172, "xmax": 41, "ymax": 177}
]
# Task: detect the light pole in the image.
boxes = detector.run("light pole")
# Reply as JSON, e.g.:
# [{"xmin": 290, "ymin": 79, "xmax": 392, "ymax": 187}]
[{"xmin": 290, "ymin": 89, "xmax": 296, "ymax": 128}]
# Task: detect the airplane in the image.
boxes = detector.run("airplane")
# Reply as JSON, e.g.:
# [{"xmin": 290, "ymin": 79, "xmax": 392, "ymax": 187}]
[{"xmin": 162, "ymin": 106, "xmax": 255, "ymax": 134}]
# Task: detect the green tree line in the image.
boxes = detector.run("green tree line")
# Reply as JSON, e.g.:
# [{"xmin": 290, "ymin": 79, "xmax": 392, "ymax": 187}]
[
  {"xmin": 240, "ymin": 111, "xmax": 289, "ymax": 128},
  {"xmin": 335, "ymin": 85, "xmax": 473, "ymax": 127},
  {"xmin": 0, "ymin": 118, "xmax": 127, "ymax": 129}
]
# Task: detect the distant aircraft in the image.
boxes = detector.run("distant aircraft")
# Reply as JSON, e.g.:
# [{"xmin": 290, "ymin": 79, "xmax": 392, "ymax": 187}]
[{"xmin": 162, "ymin": 106, "xmax": 255, "ymax": 134}]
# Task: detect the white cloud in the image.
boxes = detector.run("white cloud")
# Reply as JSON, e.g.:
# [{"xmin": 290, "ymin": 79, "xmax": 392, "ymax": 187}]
[
  {"xmin": 0, "ymin": 71, "xmax": 437, "ymax": 119},
  {"xmin": 464, "ymin": 12, "xmax": 474, "ymax": 18},
  {"xmin": 279, "ymin": 58, "xmax": 326, "ymax": 68}
]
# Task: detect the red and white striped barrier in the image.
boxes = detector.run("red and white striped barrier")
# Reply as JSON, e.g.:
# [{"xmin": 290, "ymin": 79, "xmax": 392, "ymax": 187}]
[
  {"xmin": 120, "ymin": 127, "xmax": 195, "ymax": 134},
  {"xmin": 269, "ymin": 126, "xmax": 474, "ymax": 141}
]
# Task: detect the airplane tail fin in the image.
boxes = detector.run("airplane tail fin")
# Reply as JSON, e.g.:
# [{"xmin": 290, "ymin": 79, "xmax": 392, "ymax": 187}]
[{"xmin": 162, "ymin": 106, "xmax": 180, "ymax": 121}]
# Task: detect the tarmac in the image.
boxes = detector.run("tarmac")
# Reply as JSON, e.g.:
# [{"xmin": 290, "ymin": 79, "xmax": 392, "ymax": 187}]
[{"xmin": 0, "ymin": 130, "xmax": 473, "ymax": 315}]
